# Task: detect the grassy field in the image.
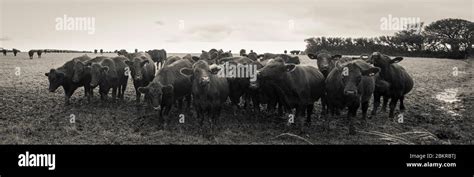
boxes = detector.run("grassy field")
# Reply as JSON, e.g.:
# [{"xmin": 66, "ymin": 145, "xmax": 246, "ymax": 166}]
[{"xmin": 0, "ymin": 52, "xmax": 472, "ymax": 144}]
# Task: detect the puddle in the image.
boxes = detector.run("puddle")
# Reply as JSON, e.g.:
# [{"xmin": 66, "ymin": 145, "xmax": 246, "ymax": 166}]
[{"xmin": 434, "ymin": 88, "xmax": 462, "ymax": 117}]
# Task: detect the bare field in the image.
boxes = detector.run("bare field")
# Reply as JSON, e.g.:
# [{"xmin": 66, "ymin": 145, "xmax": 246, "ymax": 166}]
[{"xmin": 0, "ymin": 52, "xmax": 472, "ymax": 144}]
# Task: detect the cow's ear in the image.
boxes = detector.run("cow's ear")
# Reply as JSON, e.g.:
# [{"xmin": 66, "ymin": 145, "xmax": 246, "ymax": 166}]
[
  {"xmin": 202, "ymin": 50, "xmax": 206, "ymax": 53},
  {"xmin": 180, "ymin": 68, "xmax": 193, "ymax": 76},
  {"xmin": 307, "ymin": 53, "xmax": 317, "ymax": 59},
  {"xmin": 191, "ymin": 56, "xmax": 200, "ymax": 62},
  {"xmin": 391, "ymin": 57, "xmax": 403, "ymax": 63},
  {"xmin": 332, "ymin": 54, "xmax": 342, "ymax": 59},
  {"xmin": 125, "ymin": 60, "xmax": 133, "ymax": 66},
  {"xmin": 137, "ymin": 87, "xmax": 149, "ymax": 93},
  {"xmin": 362, "ymin": 67, "xmax": 380, "ymax": 76},
  {"xmin": 162, "ymin": 85, "xmax": 173, "ymax": 94},
  {"xmin": 45, "ymin": 72, "xmax": 49, "ymax": 76},
  {"xmin": 141, "ymin": 60, "xmax": 149, "ymax": 66},
  {"xmin": 285, "ymin": 64, "xmax": 296, "ymax": 72},
  {"xmin": 101, "ymin": 66, "xmax": 109, "ymax": 73}
]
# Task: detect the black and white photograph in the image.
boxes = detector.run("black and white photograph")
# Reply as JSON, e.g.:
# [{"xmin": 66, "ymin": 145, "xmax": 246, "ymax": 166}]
[{"xmin": 0, "ymin": 0, "xmax": 473, "ymax": 173}]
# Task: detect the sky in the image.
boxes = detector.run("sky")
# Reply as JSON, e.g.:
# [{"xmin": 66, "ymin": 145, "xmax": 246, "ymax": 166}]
[{"xmin": 0, "ymin": 0, "xmax": 472, "ymax": 53}]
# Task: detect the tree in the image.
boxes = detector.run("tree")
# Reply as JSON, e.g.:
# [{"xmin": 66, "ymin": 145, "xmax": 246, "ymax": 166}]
[{"xmin": 424, "ymin": 18, "xmax": 474, "ymax": 58}]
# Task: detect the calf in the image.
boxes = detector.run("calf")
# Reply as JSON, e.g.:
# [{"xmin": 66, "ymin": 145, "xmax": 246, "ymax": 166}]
[
  {"xmin": 255, "ymin": 57, "xmax": 325, "ymax": 131},
  {"xmin": 180, "ymin": 60, "xmax": 229, "ymax": 135},
  {"xmin": 45, "ymin": 55, "xmax": 92, "ymax": 105},
  {"xmin": 325, "ymin": 59, "xmax": 380, "ymax": 135},
  {"xmin": 125, "ymin": 52, "xmax": 156, "ymax": 103},
  {"xmin": 138, "ymin": 59, "xmax": 193, "ymax": 129},
  {"xmin": 369, "ymin": 52, "xmax": 414, "ymax": 118}
]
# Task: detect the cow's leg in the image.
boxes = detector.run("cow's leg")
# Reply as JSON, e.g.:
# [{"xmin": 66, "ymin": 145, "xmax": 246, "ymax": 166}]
[
  {"xmin": 64, "ymin": 91, "xmax": 72, "ymax": 106},
  {"xmin": 135, "ymin": 88, "xmax": 141, "ymax": 103},
  {"xmin": 112, "ymin": 87, "xmax": 117, "ymax": 100},
  {"xmin": 399, "ymin": 95, "xmax": 406, "ymax": 112},
  {"xmin": 162, "ymin": 105, "xmax": 172, "ymax": 131},
  {"xmin": 371, "ymin": 93, "xmax": 381, "ymax": 116},
  {"xmin": 305, "ymin": 104, "xmax": 313, "ymax": 126},
  {"xmin": 361, "ymin": 101, "xmax": 369, "ymax": 127},
  {"xmin": 347, "ymin": 106, "xmax": 357, "ymax": 135},
  {"xmin": 382, "ymin": 96, "xmax": 389, "ymax": 112},
  {"xmin": 388, "ymin": 96, "xmax": 398, "ymax": 119}
]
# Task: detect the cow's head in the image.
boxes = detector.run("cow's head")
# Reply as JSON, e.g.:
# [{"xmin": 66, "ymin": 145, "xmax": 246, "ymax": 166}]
[
  {"xmin": 138, "ymin": 82, "xmax": 173, "ymax": 110},
  {"xmin": 72, "ymin": 60, "xmax": 87, "ymax": 83},
  {"xmin": 89, "ymin": 63, "xmax": 108, "ymax": 87},
  {"xmin": 180, "ymin": 60, "xmax": 220, "ymax": 88},
  {"xmin": 257, "ymin": 57, "xmax": 296, "ymax": 80},
  {"xmin": 200, "ymin": 50, "xmax": 216, "ymax": 64},
  {"xmin": 283, "ymin": 55, "xmax": 300, "ymax": 64},
  {"xmin": 369, "ymin": 52, "xmax": 403, "ymax": 69},
  {"xmin": 308, "ymin": 52, "xmax": 341, "ymax": 77},
  {"xmin": 125, "ymin": 58, "xmax": 149, "ymax": 81},
  {"xmin": 45, "ymin": 69, "xmax": 65, "ymax": 92},
  {"xmin": 340, "ymin": 60, "xmax": 380, "ymax": 97}
]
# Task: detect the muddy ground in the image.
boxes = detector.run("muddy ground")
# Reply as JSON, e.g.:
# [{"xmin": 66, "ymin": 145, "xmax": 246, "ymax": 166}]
[{"xmin": 0, "ymin": 52, "xmax": 472, "ymax": 144}]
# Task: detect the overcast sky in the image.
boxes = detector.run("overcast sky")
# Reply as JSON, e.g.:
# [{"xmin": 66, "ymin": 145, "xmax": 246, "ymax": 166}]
[{"xmin": 0, "ymin": 0, "xmax": 472, "ymax": 53}]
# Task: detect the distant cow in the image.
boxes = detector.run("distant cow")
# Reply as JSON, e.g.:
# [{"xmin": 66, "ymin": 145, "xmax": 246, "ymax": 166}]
[
  {"xmin": 37, "ymin": 50, "xmax": 43, "ymax": 58},
  {"xmin": 45, "ymin": 55, "xmax": 93, "ymax": 105},
  {"xmin": 240, "ymin": 49, "xmax": 246, "ymax": 56},
  {"xmin": 325, "ymin": 59, "xmax": 380, "ymax": 135},
  {"xmin": 12, "ymin": 49, "xmax": 19, "ymax": 56},
  {"xmin": 147, "ymin": 49, "xmax": 167, "ymax": 69},
  {"xmin": 254, "ymin": 57, "xmax": 325, "ymax": 131},
  {"xmin": 100, "ymin": 49, "xmax": 103, "ymax": 54},
  {"xmin": 180, "ymin": 60, "xmax": 229, "ymax": 135},
  {"xmin": 1, "ymin": 49, "xmax": 6, "ymax": 56},
  {"xmin": 138, "ymin": 59, "xmax": 193, "ymax": 129},
  {"xmin": 369, "ymin": 52, "xmax": 413, "ymax": 118},
  {"xmin": 290, "ymin": 50, "xmax": 300, "ymax": 55},
  {"xmin": 28, "ymin": 50, "xmax": 35, "ymax": 59},
  {"xmin": 125, "ymin": 52, "xmax": 156, "ymax": 103}
]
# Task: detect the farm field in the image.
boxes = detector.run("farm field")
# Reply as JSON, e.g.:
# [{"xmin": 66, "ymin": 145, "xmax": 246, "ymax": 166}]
[{"xmin": 0, "ymin": 52, "xmax": 472, "ymax": 144}]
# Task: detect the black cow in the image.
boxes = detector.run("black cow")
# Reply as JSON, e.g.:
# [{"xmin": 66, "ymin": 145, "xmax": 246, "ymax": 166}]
[
  {"xmin": 325, "ymin": 59, "xmax": 380, "ymax": 135},
  {"xmin": 45, "ymin": 55, "xmax": 92, "ymax": 105},
  {"xmin": 147, "ymin": 49, "xmax": 167, "ymax": 69},
  {"xmin": 180, "ymin": 60, "xmax": 229, "ymax": 135},
  {"xmin": 88, "ymin": 57, "xmax": 126, "ymax": 100},
  {"xmin": 1, "ymin": 49, "xmax": 6, "ymax": 56},
  {"xmin": 125, "ymin": 52, "xmax": 156, "ymax": 103},
  {"xmin": 138, "ymin": 59, "xmax": 193, "ymax": 129},
  {"xmin": 371, "ymin": 73, "xmax": 391, "ymax": 115},
  {"xmin": 28, "ymin": 50, "xmax": 35, "ymax": 59},
  {"xmin": 254, "ymin": 57, "xmax": 325, "ymax": 131},
  {"xmin": 37, "ymin": 50, "xmax": 43, "ymax": 58},
  {"xmin": 12, "ymin": 49, "xmax": 19, "ymax": 56},
  {"xmin": 240, "ymin": 49, "xmax": 246, "ymax": 56},
  {"xmin": 369, "ymin": 52, "xmax": 414, "ymax": 118},
  {"xmin": 217, "ymin": 56, "xmax": 258, "ymax": 113}
]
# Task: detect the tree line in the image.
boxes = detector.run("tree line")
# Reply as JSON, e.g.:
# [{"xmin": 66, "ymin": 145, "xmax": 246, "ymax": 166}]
[{"xmin": 305, "ymin": 18, "xmax": 474, "ymax": 59}]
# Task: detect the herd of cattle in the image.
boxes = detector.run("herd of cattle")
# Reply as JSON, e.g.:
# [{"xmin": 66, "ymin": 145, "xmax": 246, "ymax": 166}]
[{"xmin": 43, "ymin": 48, "xmax": 414, "ymax": 135}]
